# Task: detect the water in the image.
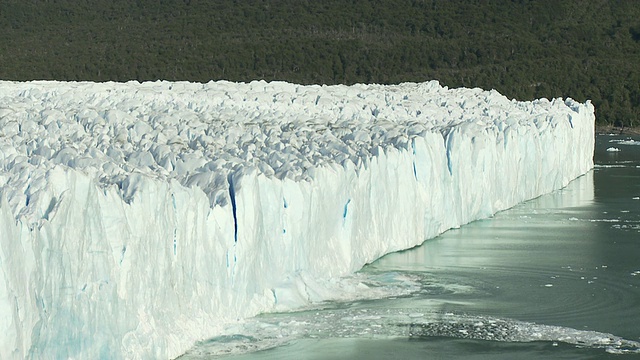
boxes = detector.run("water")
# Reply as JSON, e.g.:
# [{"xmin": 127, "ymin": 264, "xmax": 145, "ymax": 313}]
[{"xmin": 180, "ymin": 134, "xmax": 640, "ymax": 359}]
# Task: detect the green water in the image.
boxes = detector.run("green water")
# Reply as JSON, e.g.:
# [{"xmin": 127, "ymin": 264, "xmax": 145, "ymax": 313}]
[{"xmin": 183, "ymin": 134, "xmax": 640, "ymax": 359}]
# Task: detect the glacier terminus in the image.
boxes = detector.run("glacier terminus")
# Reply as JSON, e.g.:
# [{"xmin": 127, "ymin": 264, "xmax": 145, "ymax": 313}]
[{"xmin": 0, "ymin": 80, "xmax": 594, "ymax": 359}]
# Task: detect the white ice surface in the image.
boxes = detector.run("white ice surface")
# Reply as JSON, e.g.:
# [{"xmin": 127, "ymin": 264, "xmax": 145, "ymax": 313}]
[{"xmin": 0, "ymin": 80, "xmax": 594, "ymax": 359}]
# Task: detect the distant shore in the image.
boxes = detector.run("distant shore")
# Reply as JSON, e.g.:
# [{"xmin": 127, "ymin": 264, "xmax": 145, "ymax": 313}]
[{"xmin": 596, "ymin": 125, "xmax": 640, "ymax": 136}]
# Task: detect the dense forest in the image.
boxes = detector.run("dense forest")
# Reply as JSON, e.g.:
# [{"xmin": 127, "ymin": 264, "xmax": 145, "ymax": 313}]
[{"xmin": 1, "ymin": 0, "xmax": 639, "ymax": 126}]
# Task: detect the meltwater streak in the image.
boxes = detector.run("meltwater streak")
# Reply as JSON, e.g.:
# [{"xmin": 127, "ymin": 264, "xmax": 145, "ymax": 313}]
[{"xmin": 180, "ymin": 140, "xmax": 640, "ymax": 358}]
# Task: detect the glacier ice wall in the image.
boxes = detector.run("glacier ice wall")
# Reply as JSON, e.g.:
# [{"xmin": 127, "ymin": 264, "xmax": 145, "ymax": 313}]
[{"xmin": 0, "ymin": 80, "xmax": 594, "ymax": 359}]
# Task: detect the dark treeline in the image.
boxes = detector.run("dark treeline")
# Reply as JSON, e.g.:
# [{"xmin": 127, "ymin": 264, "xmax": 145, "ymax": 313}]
[{"xmin": 1, "ymin": 0, "xmax": 639, "ymax": 126}]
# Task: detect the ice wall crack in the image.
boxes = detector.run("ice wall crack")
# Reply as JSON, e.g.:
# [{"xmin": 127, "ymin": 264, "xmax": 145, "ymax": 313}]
[{"xmin": 228, "ymin": 174, "xmax": 238, "ymax": 243}]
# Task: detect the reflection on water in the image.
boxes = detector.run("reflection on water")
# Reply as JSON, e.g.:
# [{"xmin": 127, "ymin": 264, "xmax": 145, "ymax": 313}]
[
  {"xmin": 373, "ymin": 170, "xmax": 595, "ymax": 272},
  {"xmin": 181, "ymin": 134, "xmax": 640, "ymax": 359}
]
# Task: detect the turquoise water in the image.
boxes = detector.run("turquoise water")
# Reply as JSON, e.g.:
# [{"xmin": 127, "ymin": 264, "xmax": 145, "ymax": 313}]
[{"xmin": 181, "ymin": 134, "xmax": 640, "ymax": 359}]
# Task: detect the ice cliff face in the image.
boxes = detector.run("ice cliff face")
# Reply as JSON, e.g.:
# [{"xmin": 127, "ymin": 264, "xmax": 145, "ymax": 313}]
[{"xmin": 0, "ymin": 80, "xmax": 594, "ymax": 359}]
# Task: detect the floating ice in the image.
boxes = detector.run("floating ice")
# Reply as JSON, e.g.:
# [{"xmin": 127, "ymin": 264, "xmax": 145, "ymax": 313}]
[
  {"xmin": 609, "ymin": 139, "xmax": 640, "ymax": 146},
  {"xmin": 607, "ymin": 147, "xmax": 621, "ymax": 152},
  {"xmin": 0, "ymin": 80, "xmax": 594, "ymax": 359},
  {"xmin": 179, "ymin": 307, "xmax": 640, "ymax": 358}
]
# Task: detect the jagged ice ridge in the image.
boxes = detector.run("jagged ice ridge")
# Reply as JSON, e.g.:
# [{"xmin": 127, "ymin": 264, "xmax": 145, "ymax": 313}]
[{"xmin": 0, "ymin": 80, "xmax": 594, "ymax": 359}]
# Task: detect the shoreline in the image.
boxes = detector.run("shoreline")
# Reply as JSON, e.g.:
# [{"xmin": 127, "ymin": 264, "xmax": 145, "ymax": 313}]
[{"xmin": 595, "ymin": 125, "xmax": 640, "ymax": 136}]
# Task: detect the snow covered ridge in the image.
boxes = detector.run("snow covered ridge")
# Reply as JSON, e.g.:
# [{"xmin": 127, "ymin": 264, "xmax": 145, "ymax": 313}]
[{"xmin": 0, "ymin": 80, "xmax": 594, "ymax": 359}]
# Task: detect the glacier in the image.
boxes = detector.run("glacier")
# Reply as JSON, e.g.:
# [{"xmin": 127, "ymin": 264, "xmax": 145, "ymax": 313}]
[{"xmin": 0, "ymin": 80, "xmax": 594, "ymax": 359}]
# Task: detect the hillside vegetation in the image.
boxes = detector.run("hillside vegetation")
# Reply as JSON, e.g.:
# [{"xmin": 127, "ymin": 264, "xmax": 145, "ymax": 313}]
[{"xmin": 1, "ymin": 0, "xmax": 639, "ymax": 126}]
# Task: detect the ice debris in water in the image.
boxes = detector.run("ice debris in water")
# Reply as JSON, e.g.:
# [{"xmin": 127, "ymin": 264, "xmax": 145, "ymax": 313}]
[
  {"xmin": 609, "ymin": 139, "xmax": 640, "ymax": 146},
  {"xmin": 180, "ymin": 308, "xmax": 640, "ymax": 358}
]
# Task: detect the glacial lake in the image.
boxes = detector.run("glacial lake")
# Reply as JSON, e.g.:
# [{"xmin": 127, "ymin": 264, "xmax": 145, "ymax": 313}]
[{"xmin": 182, "ymin": 133, "xmax": 640, "ymax": 359}]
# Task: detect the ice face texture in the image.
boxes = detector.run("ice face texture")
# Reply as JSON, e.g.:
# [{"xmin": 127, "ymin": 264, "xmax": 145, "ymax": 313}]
[{"xmin": 0, "ymin": 80, "xmax": 594, "ymax": 359}]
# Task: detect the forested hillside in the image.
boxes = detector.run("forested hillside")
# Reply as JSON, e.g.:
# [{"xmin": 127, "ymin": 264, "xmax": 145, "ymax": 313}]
[{"xmin": 1, "ymin": 0, "xmax": 639, "ymax": 126}]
